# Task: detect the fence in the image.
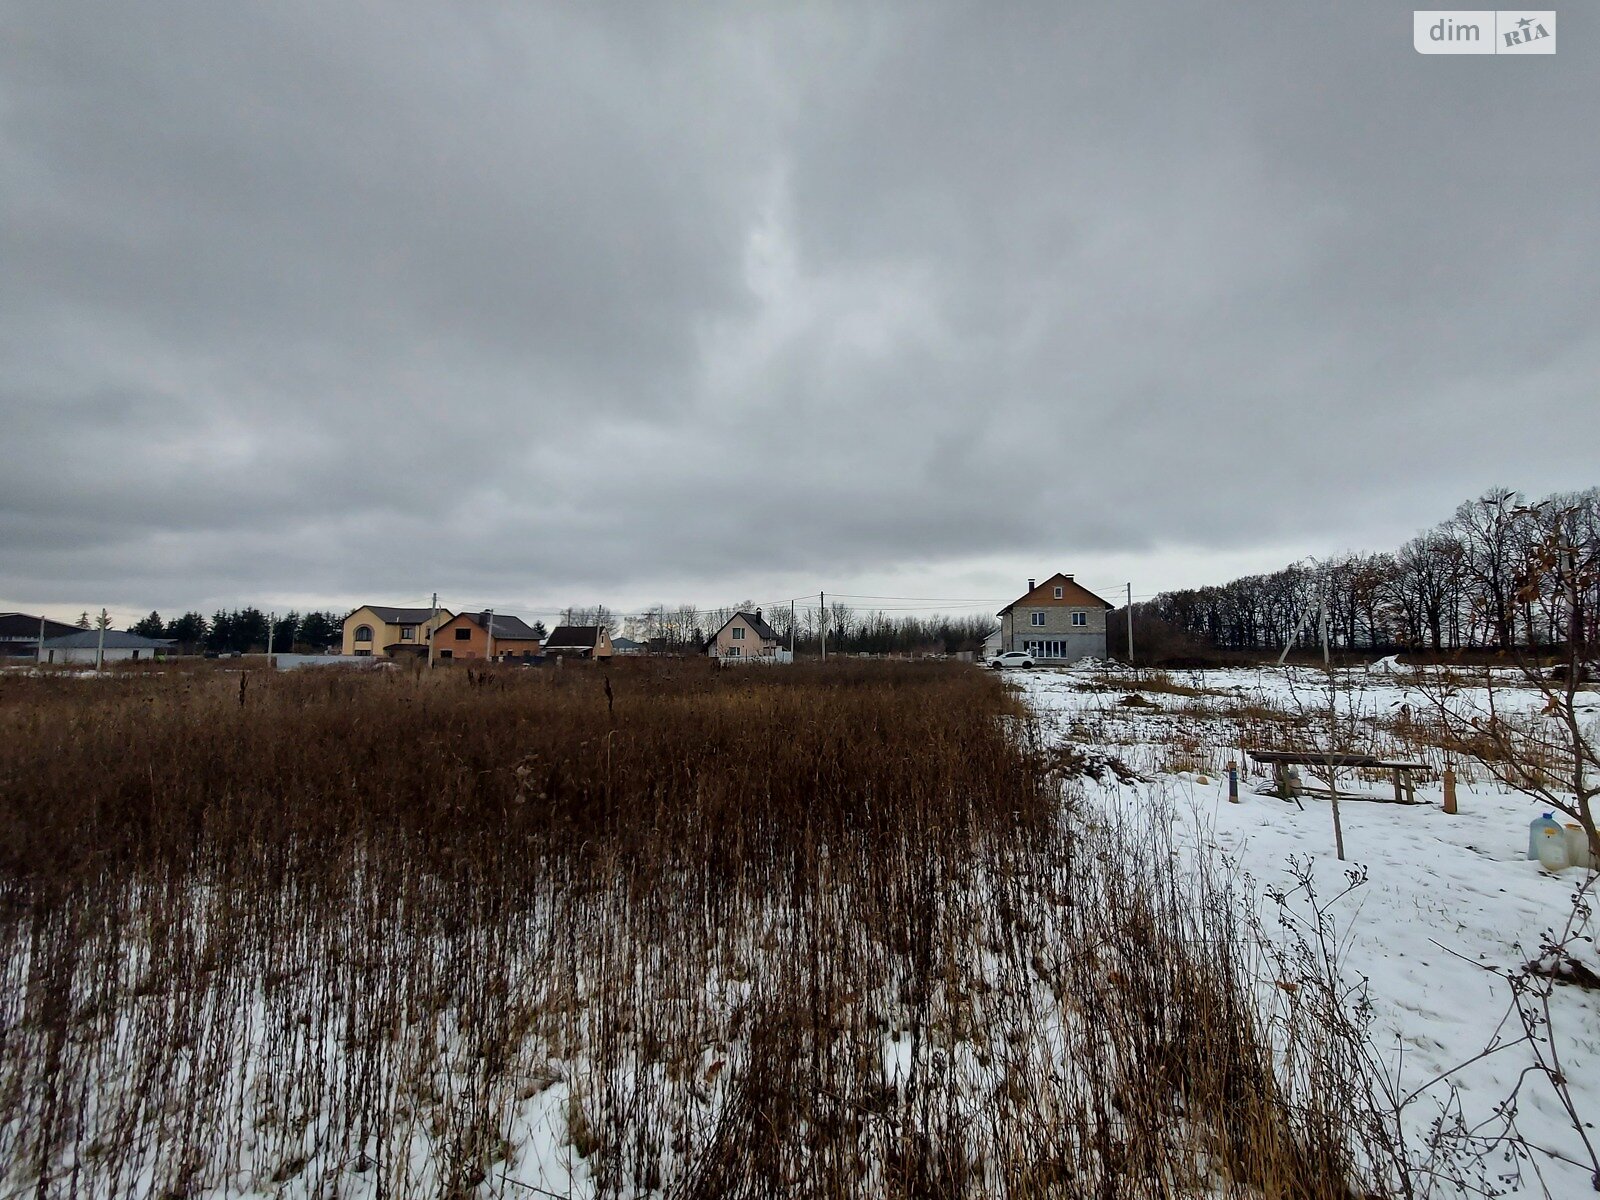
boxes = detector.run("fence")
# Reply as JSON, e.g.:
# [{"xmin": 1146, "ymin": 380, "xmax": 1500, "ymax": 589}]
[{"xmin": 717, "ymin": 649, "xmax": 795, "ymax": 665}]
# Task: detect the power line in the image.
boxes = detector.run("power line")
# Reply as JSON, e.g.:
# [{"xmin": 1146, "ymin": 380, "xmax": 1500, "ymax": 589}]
[{"xmin": 825, "ymin": 598, "xmax": 1011, "ymax": 604}]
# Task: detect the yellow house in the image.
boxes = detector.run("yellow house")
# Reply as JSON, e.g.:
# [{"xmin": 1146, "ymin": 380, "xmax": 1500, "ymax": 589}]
[{"xmin": 341, "ymin": 605, "xmax": 454, "ymax": 658}]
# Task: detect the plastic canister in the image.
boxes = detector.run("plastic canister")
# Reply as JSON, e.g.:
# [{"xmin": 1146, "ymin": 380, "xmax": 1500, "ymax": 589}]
[
  {"xmin": 1538, "ymin": 826, "xmax": 1571, "ymax": 872},
  {"xmin": 1529, "ymin": 813, "xmax": 1564, "ymax": 860},
  {"xmin": 1564, "ymin": 825, "xmax": 1595, "ymax": 872}
]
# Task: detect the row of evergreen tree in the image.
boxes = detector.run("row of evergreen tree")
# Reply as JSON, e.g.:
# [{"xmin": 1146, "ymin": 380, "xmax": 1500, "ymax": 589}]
[{"xmin": 128, "ymin": 610, "xmax": 344, "ymax": 654}]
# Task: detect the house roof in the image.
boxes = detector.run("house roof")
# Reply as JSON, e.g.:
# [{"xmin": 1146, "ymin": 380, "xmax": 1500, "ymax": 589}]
[
  {"xmin": 611, "ymin": 636, "xmax": 643, "ymax": 649},
  {"xmin": 41, "ymin": 630, "xmax": 176, "ymax": 650},
  {"xmin": 355, "ymin": 606, "xmax": 447, "ymax": 625},
  {"xmin": 544, "ymin": 625, "xmax": 603, "ymax": 649},
  {"xmin": 0, "ymin": 613, "xmax": 79, "ymax": 640},
  {"xmin": 711, "ymin": 611, "xmax": 781, "ymax": 642},
  {"xmin": 997, "ymin": 573, "xmax": 1116, "ymax": 615},
  {"xmin": 456, "ymin": 611, "xmax": 542, "ymax": 640}
]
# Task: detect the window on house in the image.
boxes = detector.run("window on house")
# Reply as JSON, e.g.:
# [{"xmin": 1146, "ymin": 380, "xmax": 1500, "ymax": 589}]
[
  {"xmin": 354, "ymin": 625, "xmax": 373, "ymax": 643},
  {"xmin": 439, "ymin": 649, "xmax": 453, "ymax": 659},
  {"xmin": 401, "ymin": 626, "xmax": 415, "ymax": 640},
  {"xmin": 731, "ymin": 626, "xmax": 745, "ymax": 639},
  {"xmin": 1072, "ymin": 611, "xmax": 1087, "ymax": 627},
  {"xmin": 354, "ymin": 649, "xmax": 372, "ymax": 657},
  {"xmin": 455, "ymin": 627, "xmax": 471, "ymax": 640},
  {"xmin": 1030, "ymin": 612, "xmax": 1045, "ymax": 627},
  {"xmin": 726, "ymin": 645, "xmax": 741, "ymax": 657},
  {"xmin": 1054, "ymin": 586, "xmax": 1063, "ymax": 598}
]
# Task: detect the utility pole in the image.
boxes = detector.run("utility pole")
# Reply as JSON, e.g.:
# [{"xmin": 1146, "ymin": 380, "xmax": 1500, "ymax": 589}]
[
  {"xmin": 486, "ymin": 608, "xmax": 496, "ymax": 663},
  {"xmin": 820, "ymin": 592, "xmax": 826, "ymax": 662},
  {"xmin": 267, "ymin": 611, "xmax": 275, "ymax": 668},
  {"xmin": 428, "ymin": 592, "xmax": 438, "ymax": 670},
  {"xmin": 1278, "ymin": 601, "xmax": 1318, "ymax": 666},
  {"xmin": 790, "ymin": 598, "xmax": 796, "ymax": 658},
  {"xmin": 37, "ymin": 613, "xmax": 45, "ymax": 664},
  {"xmin": 95, "ymin": 613, "xmax": 106, "ymax": 672},
  {"xmin": 1126, "ymin": 582, "xmax": 1134, "ymax": 670}
]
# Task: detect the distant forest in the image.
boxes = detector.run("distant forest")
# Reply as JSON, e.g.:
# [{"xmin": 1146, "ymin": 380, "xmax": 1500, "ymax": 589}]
[
  {"xmin": 129, "ymin": 609, "xmax": 344, "ymax": 655},
  {"xmin": 1128, "ymin": 487, "xmax": 1600, "ymax": 660},
  {"xmin": 122, "ymin": 604, "xmax": 997, "ymax": 658},
  {"xmin": 623, "ymin": 605, "xmax": 996, "ymax": 657}
]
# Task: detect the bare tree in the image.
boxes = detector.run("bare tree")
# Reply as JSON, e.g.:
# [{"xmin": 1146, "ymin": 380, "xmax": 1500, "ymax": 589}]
[{"xmin": 1419, "ymin": 499, "xmax": 1600, "ymax": 854}]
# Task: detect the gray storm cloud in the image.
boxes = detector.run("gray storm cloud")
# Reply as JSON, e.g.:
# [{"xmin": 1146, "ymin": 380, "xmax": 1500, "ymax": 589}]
[{"xmin": 2, "ymin": 1, "xmax": 1596, "ymax": 616}]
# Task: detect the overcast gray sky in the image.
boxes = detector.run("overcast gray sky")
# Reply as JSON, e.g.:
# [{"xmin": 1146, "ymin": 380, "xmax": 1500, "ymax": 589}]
[{"xmin": 3, "ymin": 2, "xmax": 1596, "ymax": 625}]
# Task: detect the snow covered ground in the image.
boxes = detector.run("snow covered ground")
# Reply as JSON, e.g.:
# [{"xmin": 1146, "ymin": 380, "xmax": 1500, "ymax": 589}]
[{"xmin": 1018, "ymin": 665, "xmax": 1600, "ymax": 1199}]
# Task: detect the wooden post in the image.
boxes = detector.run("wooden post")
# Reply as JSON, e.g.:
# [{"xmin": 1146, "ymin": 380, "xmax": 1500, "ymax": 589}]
[
  {"xmin": 1442, "ymin": 766, "xmax": 1456, "ymax": 813},
  {"xmin": 1322, "ymin": 601, "xmax": 1345, "ymax": 861},
  {"xmin": 1392, "ymin": 768, "xmax": 1403, "ymax": 804}
]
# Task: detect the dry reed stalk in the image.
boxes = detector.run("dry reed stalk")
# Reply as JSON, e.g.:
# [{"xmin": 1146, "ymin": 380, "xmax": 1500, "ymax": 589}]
[{"xmin": 0, "ymin": 661, "xmax": 1380, "ymax": 1198}]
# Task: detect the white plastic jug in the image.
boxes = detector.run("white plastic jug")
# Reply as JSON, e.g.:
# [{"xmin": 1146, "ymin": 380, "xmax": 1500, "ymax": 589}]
[
  {"xmin": 1529, "ymin": 813, "xmax": 1563, "ymax": 859},
  {"xmin": 1565, "ymin": 825, "xmax": 1595, "ymax": 871},
  {"xmin": 1537, "ymin": 826, "xmax": 1571, "ymax": 872}
]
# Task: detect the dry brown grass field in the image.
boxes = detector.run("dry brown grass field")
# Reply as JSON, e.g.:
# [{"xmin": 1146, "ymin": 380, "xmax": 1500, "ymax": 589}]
[{"xmin": 0, "ymin": 660, "xmax": 1374, "ymax": 1199}]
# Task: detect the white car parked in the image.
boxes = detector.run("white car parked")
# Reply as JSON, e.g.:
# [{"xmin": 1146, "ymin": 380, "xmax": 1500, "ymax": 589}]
[{"xmin": 987, "ymin": 650, "xmax": 1035, "ymax": 670}]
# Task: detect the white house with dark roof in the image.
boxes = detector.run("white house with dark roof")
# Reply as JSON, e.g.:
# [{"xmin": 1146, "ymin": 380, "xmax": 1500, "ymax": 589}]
[
  {"xmin": 706, "ymin": 610, "xmax": 787, "ymax": 661},
  {"xmin": 37, "ymin": 630, "xmax": 176, "ymax": 664}
]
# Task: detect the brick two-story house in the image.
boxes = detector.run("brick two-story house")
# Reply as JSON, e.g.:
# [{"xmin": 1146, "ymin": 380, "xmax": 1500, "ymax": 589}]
[
  {"xmin": 997, "ymin": 574, "xmax": 1114, "ymax": 663},
  {"xmin": 432, "ymin": 611, "xmax": 543, "ymax": 662}
]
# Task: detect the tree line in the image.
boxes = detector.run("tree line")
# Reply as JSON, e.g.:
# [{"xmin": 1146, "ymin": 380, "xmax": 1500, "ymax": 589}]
[
  {"xmin": 1134, "ymin": 487, "xmax": 1600, "ymax": 657},
  {"xmin": 116, "ymin": 602, "xmax": 993, "ymax": 659},
  {"xmin": 129, "ymin": 610, "xmax": 344, "ymax": 654},
  {"xmin": 618, "ymin": 603, "xmax": 995, "ymax": 656}
]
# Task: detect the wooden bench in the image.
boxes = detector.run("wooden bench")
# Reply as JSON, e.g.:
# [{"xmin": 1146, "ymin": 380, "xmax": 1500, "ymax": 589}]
[{"xmin": 1247, "ymin": 749, "xmax": 1431, "ymax": 804}]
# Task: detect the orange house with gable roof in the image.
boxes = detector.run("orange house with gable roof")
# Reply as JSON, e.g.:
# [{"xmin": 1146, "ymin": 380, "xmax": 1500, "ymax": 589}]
[{"xmin": 432, "ymin": 611, "xmax": 543, "ymax": 662}]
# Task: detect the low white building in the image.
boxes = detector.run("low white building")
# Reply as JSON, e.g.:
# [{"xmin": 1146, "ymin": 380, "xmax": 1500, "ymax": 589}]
[
  {"xmin": 38, "ymin": 630, "xmax": 177, "ymax": 664},
  {"xmin": 982, "ymin": 628, "xmax": 1002, "ymax": 660}
]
